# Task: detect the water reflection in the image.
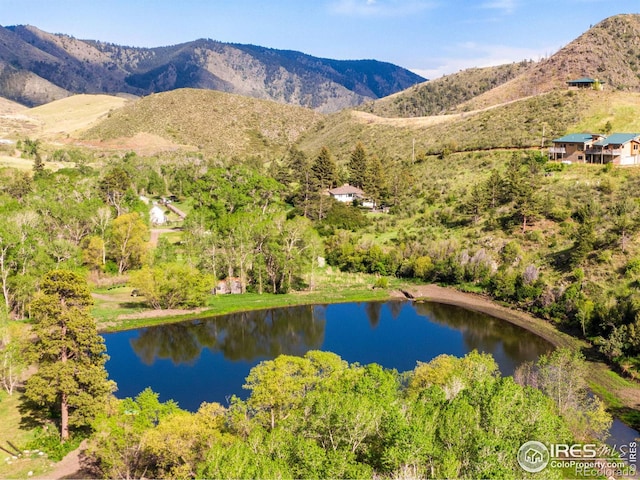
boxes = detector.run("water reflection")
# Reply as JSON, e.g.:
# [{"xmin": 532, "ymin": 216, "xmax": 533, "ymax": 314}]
[
  {"xmin": 104, "ymin": 300, "xmax": 554, "ymax": 410},
  {"xmin": 130, "ymin": 305, "xmax": 326, "ymax": 365},
  {"xmin": 414, "ymin": 302, "xmax": 552, "ymax": 365}
]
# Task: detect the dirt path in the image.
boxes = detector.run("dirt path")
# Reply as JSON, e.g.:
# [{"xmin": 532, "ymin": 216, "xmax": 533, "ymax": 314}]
[
  {"xmin": 35, "ymin": 440, "xmax": 91, "ymax": 480},
  {"xmin": 149, "ymin": 228, "xmax": 175, "ymax": 247}
]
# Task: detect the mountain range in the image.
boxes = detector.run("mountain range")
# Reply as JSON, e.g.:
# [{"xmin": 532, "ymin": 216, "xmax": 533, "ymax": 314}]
[
  {"xmin": 3, "ymin": 14, "xmax": 640, "ymax": 163},
  {"xmin": 0, "ymin": 24, "xmax": 424, "ymax": 113}
]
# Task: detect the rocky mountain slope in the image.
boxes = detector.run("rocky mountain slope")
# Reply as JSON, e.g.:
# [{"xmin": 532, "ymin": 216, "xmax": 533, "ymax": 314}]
[{"xmin": 0, "ymin": 25, "xmax": 424, "ymax": 112}]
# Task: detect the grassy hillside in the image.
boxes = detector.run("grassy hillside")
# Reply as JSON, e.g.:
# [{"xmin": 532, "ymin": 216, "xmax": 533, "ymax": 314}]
[
  {"xmin": 0, "ymin": 96, "xmax": 27, "ymax": 114},
  {"xmin": 29, "ymin": 94, "xmax": 133, "ymax": 137},
  {"xmin": 299, "ymin": 90, "xmax": 640, "ymax": 160},
  {"xmin": 358, "ymin": 62, "xmax": 534, "ymax": 117},
  {"xmin": 81, "ymin": 88, "xmax": 324, "ymax": 159},
  {"xmin": 455, "ymin": 14, "xmax": 640, "ymax": 112},
  {"xmin": 361, "ymin": 14, "xmax": 640, "ymax": 119}
]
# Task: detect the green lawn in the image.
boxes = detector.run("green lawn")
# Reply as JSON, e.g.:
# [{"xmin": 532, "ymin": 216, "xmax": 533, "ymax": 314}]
[
  {"xmin": 93, "ymin": 268, "xmax": 399, "ymax": 331},
  {"xmin": 0, "ymin": 392, "xmax": 53, "ymax": 479}
]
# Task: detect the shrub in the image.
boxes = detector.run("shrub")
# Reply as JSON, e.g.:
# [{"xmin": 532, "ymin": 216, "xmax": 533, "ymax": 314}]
[{"xmin": 373, "ymin": 277, "xmax": 389, "ymax": 289}]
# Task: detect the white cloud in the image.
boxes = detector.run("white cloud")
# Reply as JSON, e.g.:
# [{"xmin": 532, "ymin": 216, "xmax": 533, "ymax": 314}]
[
  {"xmin": 480, "ymin": 0, "xmax": 518, "ymax": 14},
  {"xmin": 410, "ymin": 41, "xmax": 557, "ymax": 79},
  {"xmin": 328, "ymin": 0, "xmax": 437, "ymax": 17}
]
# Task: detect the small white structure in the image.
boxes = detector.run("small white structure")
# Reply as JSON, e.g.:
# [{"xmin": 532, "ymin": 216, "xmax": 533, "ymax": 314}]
[
  {"xmin": 328, "ymin": 184, "xmax": 376, "ymax": 208},
  {"xmin": 150, "ymin": 204, "xmax": 167, "ymax": 225},
  {"xmin": 328, "ymin": 184, "xmax": 365, "ymax": 203}
]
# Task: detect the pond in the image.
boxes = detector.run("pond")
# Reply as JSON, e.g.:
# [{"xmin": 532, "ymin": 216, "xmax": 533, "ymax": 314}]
[{"xmin": 103, "ymin": 300, "xmax": 553, "ymax": 411}]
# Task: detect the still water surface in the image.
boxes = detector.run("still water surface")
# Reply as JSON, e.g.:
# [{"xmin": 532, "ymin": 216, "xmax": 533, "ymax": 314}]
[{"xmin": 103, "ymin": 300, "xmax": 553, "ymax": 411}]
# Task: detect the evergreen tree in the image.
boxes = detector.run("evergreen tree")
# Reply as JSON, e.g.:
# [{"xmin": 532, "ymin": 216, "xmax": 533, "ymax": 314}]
[
  {"xmin": 311, "ymin": 147, "xmax": 337, "ymax": 191},
  {"xmin": 348, "ymin": 142, "xmax": 369, "ymax": 189},
  {"xmin": 25, "ymin": 270, "xmax": 113, "ymax": 440},
  {"xmin": 32, "ymin": 154, "xmax": 45, "ymax": 179},
  {"xmin": 286, "ymin": 148, "xmax": 313, "ymax": 218},
  {"xmin": 364, "ymin": 154, "xmax": 387, "ymax": 206},
  {"xmin": 311, "ymin": 147, "xmax": 337, "ymax": 220}
]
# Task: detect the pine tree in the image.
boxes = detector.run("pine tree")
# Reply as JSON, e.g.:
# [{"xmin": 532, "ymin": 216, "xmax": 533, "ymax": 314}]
[
  {"xmin": 364, "ymin": 154, "xmax": 387, "ymax": 206},
  {"xmin": 25, "ymin": 270, "xmax": 114, "ymax": 441},
  {"xmin": 347, "ymin": 142, "xmax": 368, "ymax": 189},
  {"xmin": 287, "ymin": 148, "xmax": 313, "ymax": 218},
  {"xmin": 311, "ymin": 146, "xmax": 337, "ymax": 191},
  {"xmin": 311, "ymin": 147, "xmax": 338, "ymax": 220}
]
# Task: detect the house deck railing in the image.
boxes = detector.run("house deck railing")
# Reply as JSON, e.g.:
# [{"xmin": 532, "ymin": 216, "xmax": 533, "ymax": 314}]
[
  {"xmin": 548, "ymin": 147, "xmax": 566, "ymax": 154},
  {"xmin": 585, "ymin": 148, "xmax": 623, "ymax": 155}
]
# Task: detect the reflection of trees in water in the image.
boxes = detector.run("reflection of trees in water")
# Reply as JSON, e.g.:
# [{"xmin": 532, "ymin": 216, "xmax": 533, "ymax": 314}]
[
  {"xmin": 365, "ymin": 302, "xmax": 383, "ymax": 328},
  {"xmin": 363, "ymin": 300, "xmax": 405, "ymax": 328},
  {"xmin": 388, "ymin": 301, "xmax": 405, "ymax": 320},
  {"xmin": 413, "ymin": 302, "xmax": 552, "ymax": 362},
  {"xmin": 130, "ymin": 305, "xmax": 325, "ymax": 365}
]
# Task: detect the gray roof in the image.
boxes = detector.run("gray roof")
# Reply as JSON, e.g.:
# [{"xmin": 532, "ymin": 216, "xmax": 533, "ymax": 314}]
[{"xmin": 328, "ymin": 184, "xmax": 364, "ymax": 195}]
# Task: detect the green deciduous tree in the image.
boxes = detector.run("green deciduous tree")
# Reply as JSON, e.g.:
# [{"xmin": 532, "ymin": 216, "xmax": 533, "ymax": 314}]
[
  {"xmin": 99, "ymin": 167, "xmax": 132, "ymax": 216},
  {"xmin": 108, "ymin": 212, "xmax": 148, "ymax": 274},
  {"xmin": 515, "ymin": 348, "xmax": 612, "ymax": 441},
  {"xmin": 90, "ymin": 388, "xmax": 181, "ymax": 479},
  {"xmin": 0, "ymin": 309, "xmax": 26, "ymax": 395},
  {"xmin": 129, "ymin": 263, "xmax": 214, "ymax": 310},
  {"xmin": 25, "ymin": 270, "xmax": 114, "ymax": 440}
]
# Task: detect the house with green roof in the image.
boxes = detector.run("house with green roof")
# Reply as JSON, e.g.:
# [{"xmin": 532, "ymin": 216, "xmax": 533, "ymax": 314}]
[
  {"xmin": 566, "ymin": 77, "xmax": 604, "ymax": 90},
  {"xmin": 585, "ymin": 133, "xmax": 640, "ymax": 165},
  {"xmin": 549, "ymin": 133, "xmax": 604, "ymax": 162}
]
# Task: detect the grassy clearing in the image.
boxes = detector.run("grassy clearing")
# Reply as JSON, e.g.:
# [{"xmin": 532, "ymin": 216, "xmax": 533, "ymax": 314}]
[
  {"xmin": 0, "ymin": 392, "xmax": 52, "ymax": 479},
  {"xmin": 588, "ymin": 364, "xmax": 640, "ymax": 430},
  {"xmin": 29, "ymin": 94, "xmax": 132, "ymax": 137},
  {"xmin": 93, "ymin": 268, "xmax": 398, "ymax": 331}
]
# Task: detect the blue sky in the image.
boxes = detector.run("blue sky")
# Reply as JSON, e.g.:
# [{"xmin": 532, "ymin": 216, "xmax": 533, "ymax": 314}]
[{"xmin": 1, "ymin": 0, "xmax": 638, "ymax": 79}]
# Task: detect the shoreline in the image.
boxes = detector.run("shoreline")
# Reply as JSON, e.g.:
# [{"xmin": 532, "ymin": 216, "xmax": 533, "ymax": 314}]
[
  {"xmin": 95, "ymin": 282, "xmax": 640, "ymax": 431},
  {"xmin": 399, "ymin": 284, "xmax": 581, "ymax": 349}
]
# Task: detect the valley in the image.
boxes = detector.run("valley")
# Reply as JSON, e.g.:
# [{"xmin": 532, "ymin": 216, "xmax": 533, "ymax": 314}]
[{"xmin": 2, "ymin": 12, "xmax": 640, "ymax": 480}]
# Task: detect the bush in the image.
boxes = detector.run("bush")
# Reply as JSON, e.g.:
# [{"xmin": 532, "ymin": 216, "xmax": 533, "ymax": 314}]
[
  {"xmin": 373, "ymin": 277, "xmax": 389, "ymax": 289},
  {"xmin": 26, "ymin": 427, "xmax": 84, "ymax": 461}
]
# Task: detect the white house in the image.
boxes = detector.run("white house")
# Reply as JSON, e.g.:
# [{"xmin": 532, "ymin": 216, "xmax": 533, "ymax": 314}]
[
  {"xmin": 150, "ymin": 204, "xmax": 167, "ymax": 225},
  {"xmin": 328, "ymin": 184, "xmax": 365, "ymax": 203},
  {"xmin": 328, "ymin": 184, "xmax": 376, "ymax": 208}
]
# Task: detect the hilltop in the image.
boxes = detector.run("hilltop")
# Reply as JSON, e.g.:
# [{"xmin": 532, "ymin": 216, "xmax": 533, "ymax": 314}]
[
  {"xmin": 0, "ymin": 24, "xmax": 423, "ymax": 113},
  {"xmin": 362, "ymin": 14, "xmax": 640, "ymax": 118},
  {"xmin": 80, "ymin": 89, "xmax": 323, "ymax": 158},
  {"xmin": 357, "ymin": 62, "xmax": 535, "ymax": 118},
  {"xmin": 3, "ymin": 14, "xmax": 640, "ymax": 163}
]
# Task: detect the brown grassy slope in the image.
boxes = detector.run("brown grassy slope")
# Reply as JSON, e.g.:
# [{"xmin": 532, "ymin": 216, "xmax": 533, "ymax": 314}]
[
  {"xmin": 81, "ymin": 88, "xmax": 324, "ymax": 159},
  {"xmin": 358, "ymin": 62, "xmax": 535, "ymax": 118},
  {"xmin": 298, "ymin": 90, "xmax": 640, "ymax": 161},
  {"xmin": 458, "ymin": 14, "xmax": 640, "ymax": 112},
  {"xmin": 28, "ymin": 94, "xmax": 133, "ymax": 137},
  {"xmin": 0, "ymin": 96, "xmax": 27, "ymax": 115}
]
